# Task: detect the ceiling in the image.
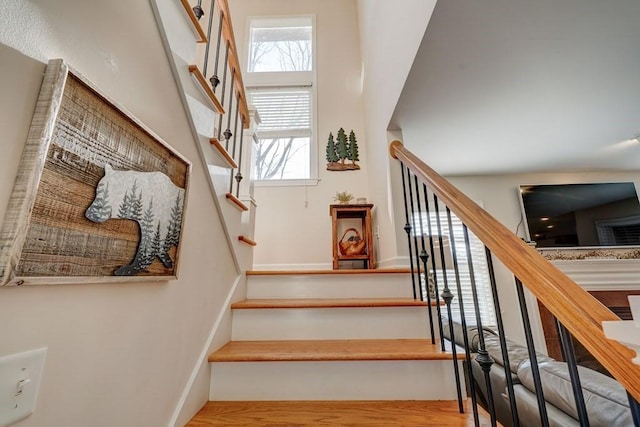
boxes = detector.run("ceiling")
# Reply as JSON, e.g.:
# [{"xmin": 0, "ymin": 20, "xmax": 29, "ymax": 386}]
[{"xmin": 390, "ymin": 0, "xmax": 640, "ymax": 176}]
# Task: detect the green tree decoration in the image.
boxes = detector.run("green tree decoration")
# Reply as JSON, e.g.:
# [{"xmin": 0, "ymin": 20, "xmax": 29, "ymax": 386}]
[
  {"xmin": 336, "ymin": 128, "xmax": 349, "ymax": 164},
  {"xmin": 348, "ymin": 130, "xmax": 360, "ymax": 165},
  {"xmin": 326, "ymin": 132, "xmax": 339, "ymax": 165},
  {"xmin": 327, "ymin": 128, "xmax": 361, "ymax": 171}
]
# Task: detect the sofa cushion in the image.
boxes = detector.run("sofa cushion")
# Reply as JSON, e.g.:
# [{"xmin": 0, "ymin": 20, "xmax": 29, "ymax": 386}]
[
  {"xmin": 511, "ymin": 384, "xmax": 580, "ymax": 427},
  {"xmin": 517, "ymin": 360, "xmax": 632, "ymax": 427},
  {"xmin": 441, "ymin": 318, "xmax": 497, "ymax": 353},
  {"xmin": 471, "ymin": 355, "xmax": 521, "ymax": 427},
  {"xmin": 484, "ymin": 334, "xmax": 553, "ymax": 373}
]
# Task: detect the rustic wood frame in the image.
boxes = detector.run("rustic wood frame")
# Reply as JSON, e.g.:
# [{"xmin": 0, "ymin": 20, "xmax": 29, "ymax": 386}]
[{"xmin": 0, "ymin": 59, "xmax": 191, "ymax": 286}]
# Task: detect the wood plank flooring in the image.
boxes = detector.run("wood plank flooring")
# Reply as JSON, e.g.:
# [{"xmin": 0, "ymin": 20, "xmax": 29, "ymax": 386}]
[
  {"xmin": 186, "ymin": 400, "xmax": 496, "ymax": 426},
  {"xmin": 209, "ymin": 339, "xmax": 464, "ymax": 362}
]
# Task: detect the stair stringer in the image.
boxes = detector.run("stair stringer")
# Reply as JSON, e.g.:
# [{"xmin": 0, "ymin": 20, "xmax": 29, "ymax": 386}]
[{"xmin": 149, "ymin": 0, "xmax": 255, "ymax": 274}]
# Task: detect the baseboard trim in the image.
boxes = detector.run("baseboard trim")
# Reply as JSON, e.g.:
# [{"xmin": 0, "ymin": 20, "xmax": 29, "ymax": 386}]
[{"xmin": 169, "ymin": 274, "xmax": 243, "ymax": 427}]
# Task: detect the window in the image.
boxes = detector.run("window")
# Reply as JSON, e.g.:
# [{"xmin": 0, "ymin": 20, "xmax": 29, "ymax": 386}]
[
  {"xmin": 248, "ymin": 17, "xmax": 312, "ymax": 73},
  {"xmin": 245, "ymin": 16, "xmax": 316, "ymax": 183},
  {"xmin": 413, "ymin": 210, "xmax": 497, "ymax": 328},
  {"xmin": 250, "ymin": 88, "xmax": 311, "ymax": 180}
]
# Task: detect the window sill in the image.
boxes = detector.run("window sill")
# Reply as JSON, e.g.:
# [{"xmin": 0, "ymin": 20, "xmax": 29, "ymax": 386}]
[{"xmin": 255, "ymin": 178, "xmax": 320, "ymax": 187}]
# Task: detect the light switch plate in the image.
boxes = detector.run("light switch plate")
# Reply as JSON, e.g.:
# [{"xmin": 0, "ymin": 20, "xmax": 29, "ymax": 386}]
[{"xmin": 0, "ymin": 348, "xmax": 47, "ymax": 427}]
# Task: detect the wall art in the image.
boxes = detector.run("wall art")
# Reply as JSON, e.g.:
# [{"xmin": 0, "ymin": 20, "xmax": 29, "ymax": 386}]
[{"xmin": 0, "ymin": 59, "xmax": 191, "ymax": 286}]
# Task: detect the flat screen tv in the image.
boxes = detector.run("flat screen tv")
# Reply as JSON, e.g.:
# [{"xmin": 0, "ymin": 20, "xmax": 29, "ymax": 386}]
[{"xmin": 519, "ymin": 182, "xmax": 640, "ymax": 248}]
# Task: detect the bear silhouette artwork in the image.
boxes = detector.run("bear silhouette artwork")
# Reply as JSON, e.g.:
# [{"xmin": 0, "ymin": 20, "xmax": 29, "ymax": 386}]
[{"xmin": 85, "ymin": 164, "xmax": 185, "ymax": 276}]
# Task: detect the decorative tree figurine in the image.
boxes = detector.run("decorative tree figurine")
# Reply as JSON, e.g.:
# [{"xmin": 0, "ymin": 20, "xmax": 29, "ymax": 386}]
[
  {"xmin": 326, "ymin": 132, "xmax": 339, "ymax": 165},
  {"xmin": 348, "ymin": 130, "xmax": 360, "ymax": 169},
  {"xmin": 326, "ymin": 128, "xmax": 361, "ymax": 171},
  {"xmin": 336, "ymin": 128, "xmax": 349, "ymax": 165}
]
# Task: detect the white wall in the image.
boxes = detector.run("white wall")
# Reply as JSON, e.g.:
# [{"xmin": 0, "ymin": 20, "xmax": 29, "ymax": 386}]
[
  {"xmin": 0, "ymin": 2, "xmax": 238, "ymax": 425},
  {"xmin": 447, "ymin": 170, "xmax": 640, "ymax": 344},
  {"xmin": 230, "ymin": 0, "xmax": 369, "ymax": 269},
  {"xmin": 357, "ymin": 0, "xmax": 437, "ymax": 267}
]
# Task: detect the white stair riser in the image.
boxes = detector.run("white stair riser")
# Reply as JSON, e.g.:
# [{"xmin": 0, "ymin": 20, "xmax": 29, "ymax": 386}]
[
  {"xmin": 231, "ymin": 307, "xmax": 434, "ymax": 340},
  {"xmin": 210, "ymin": 360, "xmax": 463, "ymax": 401},
  {"xmin": 247, "ymin": 274, "xmax": 414, "ymax": 299}
]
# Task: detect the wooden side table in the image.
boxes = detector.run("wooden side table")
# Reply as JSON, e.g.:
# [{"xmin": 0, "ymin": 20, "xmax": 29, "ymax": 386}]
[{"xmin": 330, "ymin": 204, "xmax": 375, "ymax": 270}]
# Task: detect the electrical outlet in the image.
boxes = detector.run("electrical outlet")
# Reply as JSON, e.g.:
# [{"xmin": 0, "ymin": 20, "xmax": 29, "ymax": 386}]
[{"xmin": 0, "ymin": 348, "xmax": 47, "ymax": 427}]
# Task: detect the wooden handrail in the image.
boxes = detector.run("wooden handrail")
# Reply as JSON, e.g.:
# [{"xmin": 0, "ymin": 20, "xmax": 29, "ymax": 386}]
[
  {"xmin": 389, "ymin": 140, "xmax": 640, "ymax": 401},
  {"xmin": 215, "ymin": 0, "xmax": 250, "ymax": 129}
]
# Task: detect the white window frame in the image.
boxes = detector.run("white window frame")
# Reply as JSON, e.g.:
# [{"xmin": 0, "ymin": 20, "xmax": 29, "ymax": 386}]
[{"xmin": 244, "ymin": 15, "xmax": 318, "ymax": 187}]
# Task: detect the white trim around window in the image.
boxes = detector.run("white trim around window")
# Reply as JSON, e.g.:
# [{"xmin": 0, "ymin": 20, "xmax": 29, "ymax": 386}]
[{"xmin": 244, "ymin": 14, "xmax": 318, "ymax": 185}]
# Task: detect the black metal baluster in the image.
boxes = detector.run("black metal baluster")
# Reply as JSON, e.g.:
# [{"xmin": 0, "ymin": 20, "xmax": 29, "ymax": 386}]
[
  {"xmin": 423, "ymin": 184, "xmax": 445, "ymax": 351},
  {"xmin": 210, "ymin": 11, "xmax": 224, "ymax": 91},
  {"xmin": 217, "ymin": 41, "xmax": 230, "ymax": 140},
  {"xmin": 414, "ymin": 176, "xmax": 435, "ymax": 344},
  {"xmin": 485, "ymin": 247, "xmax": 520, "ymax": 426},
  {"xmin": 515, "ymin": 277, "xmax": 550, "ymax": 427},
  {"xmin": 446, "ymin": 208, "xmax": 479, "ymax": 424},
  {"xmin": 627, "ymin": 393, "xmax": 640, "ymax": 426},
  {"xmin": 202, "ymin": 0, "xmax": 215, "ymax": 77},
  {"xmin": 400, "ymin": 162, "xmax": 418, "ymax": 300},
  {"xmin": 192, "ymin": 0, "xmax": 204, "ymax": 20},
  {"xmin": 556, "ymin": 321, "xmax": 590, "ymax": 426},
  {"xmin": 433, "ymin": 195, "xmax": 464, "ymax": 413},
  {"xmin": 463, "ymin": 225, "xmax": 496, "ymax": 427},
  {"xmin": 223, "ymin": 71, "xmax": 235, "ymax": 150},
  {"xmin": 407, "ymin": 170, "xmax": 424, "ymax": 302},
  {"xmin": 235, "ymin": 116, "xmax": 245, "ymax": 197},
  {"xmin": 229, "ymin": 92, "xmax": 240, "ymax": 193}
]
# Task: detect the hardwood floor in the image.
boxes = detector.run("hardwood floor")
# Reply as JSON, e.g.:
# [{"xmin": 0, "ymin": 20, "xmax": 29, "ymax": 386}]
[{"xmin": 186, "ymin": 400, "xmax": 495, "ymax": 426}]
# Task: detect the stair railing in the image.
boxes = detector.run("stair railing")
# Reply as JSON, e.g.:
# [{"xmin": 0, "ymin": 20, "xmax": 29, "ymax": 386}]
[
  {"xmin": 182, "ymin": 0, "xmax": 250, "ymax": 201},
  {"xmin": 390, "ymin": 140, "xmax": 640, "ymax": 427}
]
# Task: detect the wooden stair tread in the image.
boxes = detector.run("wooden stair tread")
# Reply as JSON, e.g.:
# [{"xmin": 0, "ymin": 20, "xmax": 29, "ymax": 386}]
[
  {"xmin": 209, "ymin": 339, "xmax": 464, "ymax": 362},
  {"xmin": 210, "ymin": 138, "xmax": 238, "ymax": 169},
  {"xmin": 187, "ymin": 399, "xmax": 494, "ymax": 426},
  {"xmin": 247, "ymin": 268, "xmax": 411, "ymax": 276},
  {"xmin": 238, "ymin": 235, "xmax": 257, "ymax": 246},
  {"xmin": 179, "ymin": 0, "xmax": 207, "ymax": 43},
  {"xmin": 226, "ymin": 193, "xmax": 248, "ymax": 211},
  {"xmin": 188, "ymin": 65, "xmax": 225, "ymax": 113},
  {"xmin": 231, "ymin": 298, "xmax": 432, "ymax": 309}
]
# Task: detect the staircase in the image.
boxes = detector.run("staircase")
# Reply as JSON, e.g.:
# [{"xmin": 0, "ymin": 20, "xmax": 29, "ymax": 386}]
[{"xmin": 181, "ymin": 269, "xmax": 489, "ymax": 424}]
